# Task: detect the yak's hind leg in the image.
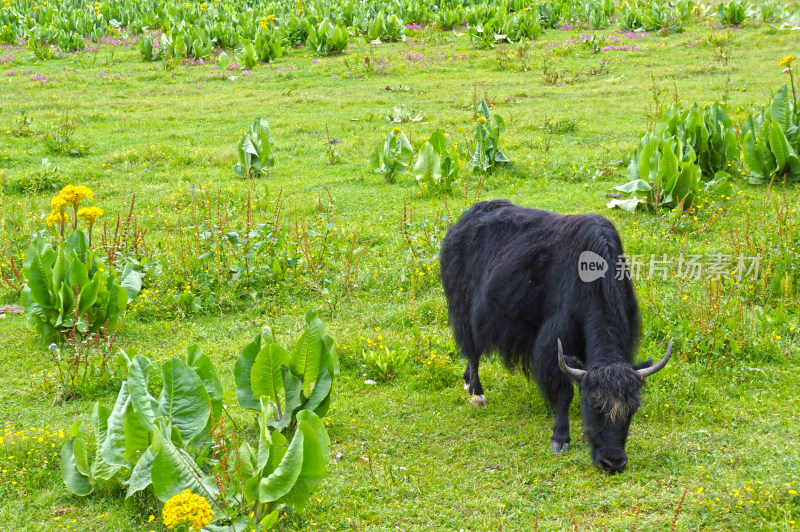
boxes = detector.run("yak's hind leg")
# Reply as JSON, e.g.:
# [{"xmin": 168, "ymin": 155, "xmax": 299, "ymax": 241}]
[
  {"xmin": 464, "ymin": 357, "xmax": 487, "ymax": 407},
  {"xmin": 461, "ymin": 352, "xmax": 486, "ymax": 408},
  {"xmin": 454, "ymin": 325, "xmax": 487, "ymax": 407}
]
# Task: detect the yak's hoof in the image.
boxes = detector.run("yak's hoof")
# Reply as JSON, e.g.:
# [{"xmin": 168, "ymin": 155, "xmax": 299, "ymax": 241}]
[
  {"xmin": 551, "ymin": 441, "xmax": 569, "ymax": 453},
  {"xmin": 469, "ymin": 394, "xmax": 487, "ymax": 408}
]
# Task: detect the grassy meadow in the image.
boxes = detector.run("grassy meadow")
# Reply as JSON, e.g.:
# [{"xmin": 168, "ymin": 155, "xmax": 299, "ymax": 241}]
[{"xmin": 1, "ymin": 4, "xmax": 799, "ymax": 531}]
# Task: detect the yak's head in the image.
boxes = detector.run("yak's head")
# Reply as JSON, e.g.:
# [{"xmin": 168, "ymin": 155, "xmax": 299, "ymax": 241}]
[{"xmin": 558, "ymin": 339, "xmax": 672, "ymax": 474}]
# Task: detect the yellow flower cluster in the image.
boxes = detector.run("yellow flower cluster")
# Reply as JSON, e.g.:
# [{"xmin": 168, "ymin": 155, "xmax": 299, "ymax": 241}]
[
  {"xmin": 46, "ymin": 210, "xmax": 66, "ymax": 227},
  {"xmin": 162, "ymin": 489, "xmax": 214, "ymax": 530},
  {"xmin": 477, "ymin": 116, "xmax": 487, "ymax": 124},
  {"xmin": 58, "ymin": 184, "xmax": 94, "ymax": 207},
  {"xmin": 392, "ymin": 127, "xmax": 402, "ymax": 135},
  {"xmin": 779, "ymin": 56, "xmax": 795, "ymax": 68},
  {"xmin": 77, "ymin": 206, "xmax": 103, "ymax": 227},
  {"xmin": 46, "ymin": 185, "xmax": 96, "ymax": 232},
  {"xmin": 259, "ymin": 16, "xmax": 270, "ymax": 30},
  {"xmin": 50, "ymin": 194, "xmax": 67, "ymax": 210}
]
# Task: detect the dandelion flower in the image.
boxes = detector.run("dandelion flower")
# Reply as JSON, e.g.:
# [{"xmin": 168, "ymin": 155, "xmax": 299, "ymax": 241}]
[{"xmin": 477, "ymin": 116, "xmax": 487, "ymax": 124}]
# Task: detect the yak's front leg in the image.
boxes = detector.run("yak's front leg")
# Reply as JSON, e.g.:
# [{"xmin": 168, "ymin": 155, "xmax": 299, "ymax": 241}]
[
  {"xmin": 550, "ymin": 383, "xmax": 573, "ymax": 453},
  {"xmin": 462, "ymin": 358, "xmax": 486, "ymax": 407}
]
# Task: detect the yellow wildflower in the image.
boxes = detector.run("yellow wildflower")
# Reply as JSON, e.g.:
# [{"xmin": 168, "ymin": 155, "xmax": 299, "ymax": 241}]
[
  {"xmin": 779, "ymin": 56, "xmax": 795, "ymax": 68},
  {"xmin": 58, "ymin": 185, "xmax": 94, "ymax": 207},
  {"xmin": 46, "ymin": 210, "xmax": 66, "ymax": 226},
  {"xmin": 77, "ymin": 206, "xmax": 103, "ymax": 227},
  {"xmin": 162, "ymin": 489, "xmax": 214, "ymax": 531},
  {"xmin": 477, "ymin": 116, "xmax": 487, "ymax": 124},
  {"xmin": 50, "ymin": 194, "xmax": 68, "ymax": 210},
  {"xmin": 392, "ymin": 127, "xmax": 402, "ymax": 135}
]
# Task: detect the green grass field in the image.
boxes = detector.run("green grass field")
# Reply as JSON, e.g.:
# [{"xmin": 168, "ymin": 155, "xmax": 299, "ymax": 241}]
[{"xmin": 1, "ymin": 6, "xmax": 799, "ymax": 532}]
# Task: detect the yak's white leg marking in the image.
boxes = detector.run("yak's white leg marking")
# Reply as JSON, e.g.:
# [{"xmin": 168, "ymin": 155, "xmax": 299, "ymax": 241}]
[{"xmin": 469, "ymin": 394, "xmax": 487, "ymax": 408}]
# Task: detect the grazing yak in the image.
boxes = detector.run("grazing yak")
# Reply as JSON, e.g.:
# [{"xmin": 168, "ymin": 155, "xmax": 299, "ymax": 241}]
[{"xmin": 440, "ymin": 200, "xmax": 671, "ymax": 473}]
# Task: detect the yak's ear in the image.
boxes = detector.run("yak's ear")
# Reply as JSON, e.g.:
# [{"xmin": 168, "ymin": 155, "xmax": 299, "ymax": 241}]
[{"xmin": 632, "ymin": 359, "xmax": 653, "ymax": 371}]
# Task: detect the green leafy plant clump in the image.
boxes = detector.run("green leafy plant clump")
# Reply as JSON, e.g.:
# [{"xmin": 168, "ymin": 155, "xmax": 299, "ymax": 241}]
[
  {"xmin": 60, "ymin": 346, "xmax": 224, "ymax": 500},
  {"xmin": 306, "ymin": 19, "xmax": 349, "ymax": 56},
  {"xmin": 371, "ymin": 128, "xmax": 414, "ymax": 183},
  {"xmin": 471, "ymin": 99, "xmax": 510, "ymax": 174},
  {"xmin": 413, "ymin": 131, "xmax": 460, "ymax": 194},
  {"xmin": 61, "ymin": 311, "xmax": 336, "ymax": 530},
  {"xmin": 235, "ymin": 310, "xmax": 339, "ymax": 431},
  {"xmin": 609, "ymin": 101, "xmax": 739, "ymax": 212},
  {"xmin": 21, "ymin": 230, "xmax": 141, "ymax": 342},
  {"xmin": 233, "ymin": 117, "xmax": 275, "ymax": 179},
  {"xmin": 741, "ymin": 84, "xmax": 800, "ymax": 184}
]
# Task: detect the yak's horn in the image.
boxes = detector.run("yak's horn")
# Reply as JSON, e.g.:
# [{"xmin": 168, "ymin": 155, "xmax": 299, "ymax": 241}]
[
  {"xmin": 558, "ymin": 339, "xmax": 586, "ymax": 381},
  {"xmin": 637, "ymin": 338, "xmax": 673, "ymax": 379}
]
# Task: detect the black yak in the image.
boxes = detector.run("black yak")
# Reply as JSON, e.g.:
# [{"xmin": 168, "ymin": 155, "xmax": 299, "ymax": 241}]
[{"xmin": 440, "ymin": 200, "xmax": 671, "ymax": 473}]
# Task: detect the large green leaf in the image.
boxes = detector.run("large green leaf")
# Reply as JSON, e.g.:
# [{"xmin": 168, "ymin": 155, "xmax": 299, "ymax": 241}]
[
  {"xmin": 606, "ymin": 197, "xmax": 646, "ymax": 212},
  {"xmin": 769, "ymin": 121, "xmax": 790, "ymax": 171},
  {"xmin": 636, "ymin": 136, "xmax": 660, "ymax": 183},
  {"xmin": 100, "ymin": 382, "xmax": 132, "ymax": 467},
  {"xmin": 257, "ymin": 399, "xmax": 278, "ymax": 471},
  {"xmin": 277, "ymin": 413, "xmax": 330, "ymax": 511},
  {"xmin": 90, "ymin": 403, "xmax": 120, "ymax": 481},
  {"xmin": 122, "ymin": 399, "xmax": 151, "ymax": 463},
  {"xmin": 76, "ymin": 274, "xmax": 101, "ymax": 318},
  {"xmin": 61, "ymin": 421, "xmax": 93, "ymax": 497},
  {"xmin": 119, "ymin": 263, "xmax": 144, "ymax": 303},
  {"xmin": 769, "ymin": 85, "xmax": 791, "ymax": 133},
  {"xmin": 125, "ymin": 446, "xmax": 155, "ymax": 498},
  {"xmin": 302, "ymin": 367, "xmax": 332, "ymax": 414},
  {"xmin": 414, "ymin": 142, "xmax": 442, "ymax": 183},
  {"xmin": 186, "ymin": 345, "xmax": 223, "ymax": 422},
  {"xmin": 657, "ymin": 139, "xmax": 680, "ymax": 191},
  {"xmin": 150, "ymin": 423, "xmax": 206, "ymax": 502},
  {"xmin": 127, "ymin": 355, "xmax": 158, "ymax": 433},
  {"xmin": 612, "ymin": 179, "xmax": 652, "ymax": 194},
  {"xmin": 742, "ymin": 130, "xmax": 767, "ymax": 179},
  {"xmin": 235, "ymin": 327, "xmax": 273, "ymax": 411},
  {"xmin": 289, "ymin": 311, "xmax": 324, "ymax": 382},
  {"xmin": 270, "ymin": 367, "xmax": 304, "ymax": 432},
  {"xmin": 158, "ymin": 359, "xmax": 211, "ymax": 444},
  {"xmin": 25, "ymin": 251, "xmax": 54, "ymax": 312},
  {"xmin": 67, "ymin": 250, "xmax": 89, "ymax": 290},
  {"xmin": 670, "ymin": 164, "xmax": 700, "ymax": 208},
  {"xmin": 56, "ymin": 283, "xmax": 75, "ymax": 328},
  {"xmin": 251, "ymin": 343, "xmax": 290, "ymax": 406},
  {"xmin": 64, "ymin": 230, "xmax": 88, "ymax": 262},
  {"xmin": 257, "ymin": 426, "xmax": 304, "ymax": 502}
]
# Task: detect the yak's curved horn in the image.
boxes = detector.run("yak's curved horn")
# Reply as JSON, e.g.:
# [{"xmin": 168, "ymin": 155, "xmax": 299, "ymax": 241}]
[
  {"xmin": 637, "ymin": 338, "xmax": 673, "ymax": 379},
  {"xmin": 558, "ymin": 339, "xmax": 586, "ymax": 381}
]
